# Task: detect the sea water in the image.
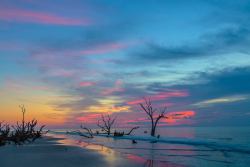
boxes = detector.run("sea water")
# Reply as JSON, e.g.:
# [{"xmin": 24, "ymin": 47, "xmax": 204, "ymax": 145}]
[{"xmin": 51, "ymin": 126, "xmax": 250, "ymax": 167}]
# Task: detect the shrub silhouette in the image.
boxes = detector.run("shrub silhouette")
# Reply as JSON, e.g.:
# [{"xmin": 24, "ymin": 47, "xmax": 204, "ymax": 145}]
[{"xmin": 0, "ymin": 105, "xmax": 47, "ymax": 146}]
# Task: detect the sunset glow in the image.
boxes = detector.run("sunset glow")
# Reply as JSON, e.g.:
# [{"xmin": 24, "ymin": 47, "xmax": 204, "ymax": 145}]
[{"xmin": 0, "ymin": 0, "xmax": 250, "ymax": 129}]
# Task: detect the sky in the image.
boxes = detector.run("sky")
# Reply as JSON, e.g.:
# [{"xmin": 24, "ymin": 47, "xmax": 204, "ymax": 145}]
[{"xmin": 0, "ymin": 0, "xmax": 250, "ymax": 128}]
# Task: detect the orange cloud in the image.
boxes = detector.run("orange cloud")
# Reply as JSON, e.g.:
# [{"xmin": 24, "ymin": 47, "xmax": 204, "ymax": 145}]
[
  {"xmin": 87, "ymin": 105, "xmax": 130, "ymax": 113},
  {"xmin": 165, "ymin": 110, "xmax": 196, "ymax": 124}
]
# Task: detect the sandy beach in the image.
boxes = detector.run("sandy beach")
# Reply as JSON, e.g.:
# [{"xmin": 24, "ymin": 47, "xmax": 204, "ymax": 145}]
[{"xmin": 0, "ymin": 136, "xmax": 142, "ymax": 167}]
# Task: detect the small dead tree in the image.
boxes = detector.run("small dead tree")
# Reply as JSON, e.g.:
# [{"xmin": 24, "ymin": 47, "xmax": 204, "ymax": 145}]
[
  {"xmin": 0, "ymin": 105, "xmax": 47, "ymax": 146},
  {"xmin": 19, "ymin": 104, "xmax": 26, "ymax": 132},
  {"xmin": 79, "ymin": 124, "xmax": 94, "ymax": 138},
  {"xmin": 97, "ymin": 114, "xmax": 116, "ymax": 135},
  {"xmin": 139, "ymin": 98, "xmax": 168, "ymax": 137},
  {"xmin": 125, "ymin": 126, "xmax": 140, "ymax": 135}
]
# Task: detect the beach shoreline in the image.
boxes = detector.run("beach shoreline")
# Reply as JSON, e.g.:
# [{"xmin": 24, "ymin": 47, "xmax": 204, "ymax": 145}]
[
  {"xmin": 0, "ymin": 135, "xmax": 142, "ymax": 167},
  {"xmin": 1, "ymin": 129, "xmax": 249, "ymax": 167}
]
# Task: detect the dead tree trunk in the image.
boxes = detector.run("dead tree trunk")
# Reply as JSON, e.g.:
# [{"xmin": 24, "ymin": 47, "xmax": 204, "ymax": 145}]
[
  {"xmin": 97, "ymin": 114, "xmax": 116, "ymax": 135},
  {"xmin": 139, "ymin": 98, "xmax": 168, "ymax": 137},
  {"xmin": 19, "ymin": 105, "xmax": 26, "ymax": 132},
  {"xmin": 80, "ymin": 124, "xmax": 94, "ymax": 138},
  {"xmin": 125, "ymin": 126, "xmax": 139, "ymax": 135}
]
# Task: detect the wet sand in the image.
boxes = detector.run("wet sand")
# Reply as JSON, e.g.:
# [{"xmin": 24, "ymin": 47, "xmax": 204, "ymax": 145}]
[{"xmin": 0, "ymin": 136, "xmax": 142, "ymax": 167}]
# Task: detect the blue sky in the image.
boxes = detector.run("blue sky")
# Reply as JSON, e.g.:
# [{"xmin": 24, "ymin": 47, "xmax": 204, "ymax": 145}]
[{"xmin": 0, "ymin": 0, "xmax": 250, "ymax": 127}]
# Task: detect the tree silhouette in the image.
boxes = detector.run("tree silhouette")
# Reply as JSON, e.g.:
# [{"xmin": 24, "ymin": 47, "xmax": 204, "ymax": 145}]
[
  {"xmin": 97, "ymin": 114, "xmax": 116, "ymax": 135},
  {"xmin": 19, "ymin": 104, "xmax": 26, "ymax": 132},
  {"xmin": 139, "ymin": 98, "xmax": 168, "ymax": 137}
]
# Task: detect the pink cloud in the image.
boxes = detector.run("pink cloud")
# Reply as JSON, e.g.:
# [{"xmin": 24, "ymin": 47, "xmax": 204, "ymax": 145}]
[
  {"xmin": 76, "ymin": 113, "xmax": 101, "ymax": 124},
  {"xmin": 48, "ymin": 69, "xmax": 76, "ymax": 77},
  {"xmin": 101, "ymin": 79, "xmax": 124, "ymax": 95},
  {"xmin": 73, "ymin": 109, "xmax": 195, "ymax": 128},
  {"xmin": 4, "ymin": 77, "xmax": 50, "ymax": 92},
  {"xmin": 115, "ymin": 110, "xmax": 196, "ymax": 127},
  {"xmin": 79, "ymin": 81, "xmax": 96, "ymax": 87},
  {"xmin": 127, "ymin": 90, "xmax": 189, "ymax": 105},
  {"xmin": 165, "ymin": 110, "xmax": 196, "ymax": 125},
  {"xmin": 80, "ymin": 42, "xmax": 130, "ymax": 55},
  {"xmin": 0, "ymin": 8, "xmax": 91, "ymax": 26}
]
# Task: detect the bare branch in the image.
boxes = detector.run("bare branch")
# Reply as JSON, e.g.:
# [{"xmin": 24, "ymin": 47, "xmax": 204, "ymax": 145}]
[
  {"xmin": 125, "ymin": 126, "xmax": 140, "ymax": 135},
  {"xmin": 80, "ymin": 124, "xmax": 93, "ymax": 138},
  {"xmin": 139, "ymin": 98, "xmax": 168, "ymax": 136},
  {"xmin": 97, "ymin": 114, "xmax": 116, "ymax": 135}
]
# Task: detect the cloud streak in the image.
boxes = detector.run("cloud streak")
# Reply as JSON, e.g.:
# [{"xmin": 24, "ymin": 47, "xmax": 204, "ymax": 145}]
[
  {"xmin": 127, "ymin": 90, "xmax": 189, "ymax": 105},
  {"xmin": 79, "ymin": 81, "xmax": 96, "ymax": 87},
  {"xmin": 192, "ymin": 95, "xmax": 249, "ymax": 108},
  {"xmin": 165, "ymin": 110, "xmax": 196, "ymax": 124},
  {"xmin": 0, "ymin": 8, "xmax": 91, "ymax": 26},
  {"xmin": 80, "ymin": 42, "xmax": 130, "ymax": 55}
]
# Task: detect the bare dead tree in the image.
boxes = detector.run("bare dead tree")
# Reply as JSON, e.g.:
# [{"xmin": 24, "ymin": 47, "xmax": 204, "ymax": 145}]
[
  {"xmin": 113, "ymin": 126, "xmax": 139, "ymax": 137},
  {"xmin": 19, "ymin": 104, "xmax": 26, "ymax": 131},
  {"xmin": 79, "ymin": 124, "xmax": 94, "ymax": 138},
  {"xmin": 0, "ymin": 122, "xmax": 10, "ymax": 146},
  {"xmin": 0, "ymin": 106, "xmax": 47, "ymax": 146},
  {"xmin": 125, "ymin": 126, "xmax": 140, "ymax": 135},
  {"xmin": 139, "ymin": 98, "xmax": 168, "ymax": 137},
  {"xmin": 97, "ymin": 114, "xmax": 116, "ymax": 135}
]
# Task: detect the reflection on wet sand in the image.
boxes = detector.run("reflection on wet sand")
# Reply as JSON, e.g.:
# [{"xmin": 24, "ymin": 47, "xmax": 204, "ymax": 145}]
[
  {"xmin": 48, "ymin": 133, "xmax": 188, "ymax": 167},
  {"xmin": 51, "ymin": 134, "xmax": 120, "ymax": 164},
  {"xmin": 126, "ymin": 154, "xmax": 187, "ymax": 167}
]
